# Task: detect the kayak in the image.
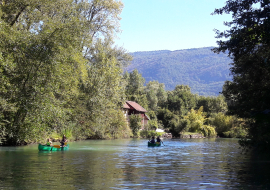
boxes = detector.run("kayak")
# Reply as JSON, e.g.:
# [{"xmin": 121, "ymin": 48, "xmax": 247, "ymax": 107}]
[
  {"xmin": 148, "ymin": 142, "xmax": 161, "ymax": 147},
  {"xmin": 38, "ymin": 144, "xmax": 69, "ymax": 151}
]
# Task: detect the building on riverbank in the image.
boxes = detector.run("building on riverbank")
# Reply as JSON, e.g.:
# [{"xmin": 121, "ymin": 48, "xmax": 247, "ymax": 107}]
[{"xmin": 123, "ymin": 101, "xmax": 149, "ymax": 129}]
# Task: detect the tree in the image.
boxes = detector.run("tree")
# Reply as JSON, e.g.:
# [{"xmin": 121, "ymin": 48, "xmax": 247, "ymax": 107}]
[
  {"xmin": 144, "ymin": 81, "xmax": 167, "ymax": 111},
  {"xmin": 196, "ymin": 95, "xmax": 228, "ymax": 116},
  {"xmin": 74, "ymin": 39, "xmax": 131, "ymax": 139},
  {"xmin": 0, "ymin": 0, "xmax": 129, "ymax": 145},
  {"xmin": 124, "ymin": 69, "xmax": 148, "ymax": 110},
  {"xmin": 212, "ymin": 0, "xmax": 270, "ymax": 150},
  {"xmin": 156, "ymin": 83, "xmax": 167, "ymax": 107},
  {"xmin": 145, "ymin": 81, "xmax": 158, "ymax": 111},
  {"xmin": 183, "ymin": 107, "xmax": 216, "ymax": 137},
  {"xmin": 208, "ymin": 112, "xmax": 247, "ymax": 138},
  {"xmin": 166, "ymin": 85, "xmax": 196, "ymax": 116},
  {"xmin": 129, "ymin": 114, "xmax": 142, "ymax": 137}
]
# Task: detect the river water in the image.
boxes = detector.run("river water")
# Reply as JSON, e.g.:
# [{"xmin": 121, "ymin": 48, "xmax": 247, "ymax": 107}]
[{"xmin": 0, "ymin": 138, "xmax": 270, "ymax": 189}]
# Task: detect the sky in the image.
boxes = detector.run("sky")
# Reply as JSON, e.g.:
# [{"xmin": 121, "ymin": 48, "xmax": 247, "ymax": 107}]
[{"xmin": 114, "ymin": 0, "xmax": 232, "ymax": 53}]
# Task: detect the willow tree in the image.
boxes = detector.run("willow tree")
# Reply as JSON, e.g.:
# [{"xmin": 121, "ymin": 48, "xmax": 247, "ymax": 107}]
[{"xmin": 0, "ymin": 0, "xmax": 130, "ymax": 145}]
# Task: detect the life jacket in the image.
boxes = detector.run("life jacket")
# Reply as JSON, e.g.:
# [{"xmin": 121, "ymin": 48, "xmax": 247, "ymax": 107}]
[{"xmin": 46, "ymin": 142, "xmax": 51, "ymax": 146}]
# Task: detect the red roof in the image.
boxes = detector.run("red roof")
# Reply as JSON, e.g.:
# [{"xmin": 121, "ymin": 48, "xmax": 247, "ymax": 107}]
[
  {"xmin": 126, "ymin": 101, "xmax": 147, "ymax": 112},
  {"xmin": 123, "ymin": 103, "xmax": 130, "ymax": 109},
  {"xmin": 145, "ymin": 114, "xmax": 150, "ymax": 120}
]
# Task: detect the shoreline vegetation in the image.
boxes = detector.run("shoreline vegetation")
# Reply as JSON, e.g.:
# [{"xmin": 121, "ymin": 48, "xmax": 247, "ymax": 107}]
[{"xmin": 0, "ymin": 0, "xmax": 269, "ymax": 152}]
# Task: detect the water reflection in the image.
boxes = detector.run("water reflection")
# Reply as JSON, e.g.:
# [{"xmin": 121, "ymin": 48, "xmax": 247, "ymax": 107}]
[{"xmin": 0, "ymin": 139, "xmax": 270, "ymax": 189}]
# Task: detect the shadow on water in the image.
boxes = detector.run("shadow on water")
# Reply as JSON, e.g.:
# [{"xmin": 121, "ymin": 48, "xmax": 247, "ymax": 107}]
[{"xmin": 0, "ymin": 138, "xmax": 270, "ymax": 189}]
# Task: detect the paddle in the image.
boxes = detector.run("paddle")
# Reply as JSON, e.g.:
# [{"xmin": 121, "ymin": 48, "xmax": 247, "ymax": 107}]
[
  {"xmin": 53, "ymin": 145, "xmax": 61, "ymax": 148},
  {"xmin": 161, "ymin": 141, "xmax": 165, "ymax": 146}
]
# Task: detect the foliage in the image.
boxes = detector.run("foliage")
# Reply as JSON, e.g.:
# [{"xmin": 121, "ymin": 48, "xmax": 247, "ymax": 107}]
[
  {"xmin": 75, "ymin": 39, "xmax": 131, "ymax": 139},
  {"xmin": 156, "ymin": 108, "xmax": 175, "ymax": 129},
  {"xmin": 196, "ymin": 95, "xmax": 228, "ymax": 116},
  {"xmin": 0, "ymin": 0, "xmax": 132, "ymax": 145},
  {"xmin": 207, "ymin": 112, "xmax": 247, "ymax": 138},
  {"xmin": 166, "ymin": 85, "xmax": 196, "ymax": 116},
  {"xmin": 145, "ymin": 81, "xmax": 167, "ymax": 111},
  {"xmin": 213, "ymin": 0, "xmax": 270, "ymax": 149},
  {"xmin": 146, "ymin": 111, "xmax": 159, "ymax": 130},
  {"xmin": 239, "ymin": 113, "xmax": 270, "ymax": 151},
  {"xmin": 124, "ymin": 69, "xmax": 148, "ymax": 110},
  {"xmin": 172, "ymin": 118, "xmax": 189, "ymax": 136},
  {"xmin": 182, "ymin": 107, "xmax": 216, "ymax": 137},
  {"xmin": 223, "ymin": 126, "xmax": 248, "ymax": 138},
  {"xmin": 139, "ymin": 130, "xmax": 164, "ymax": 139},
  {"xmin": 128, "ymin": 47, "xmax": 231, "ymax": 96},
  {"xmin": 129, "ymin": 114, "xmax": 142, "ymax": 137}
]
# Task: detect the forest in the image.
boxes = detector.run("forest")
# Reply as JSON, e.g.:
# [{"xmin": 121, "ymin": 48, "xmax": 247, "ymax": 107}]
[
  {"xmin": 128, "ymin": 47, "xmax": 232, "ymax": 96},
  {"xmin": 124, "ymin": 69, "xmax": 247, "ymax": 140},
  {"xmin": 0, "ymin": 0, "xmax": 269, "ymax": 152}
]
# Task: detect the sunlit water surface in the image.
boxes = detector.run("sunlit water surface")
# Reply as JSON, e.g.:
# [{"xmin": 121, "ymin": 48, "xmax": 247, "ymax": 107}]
[{"xmin": 0, "ymin": 138, "xmax": 270, "ymax": 189}]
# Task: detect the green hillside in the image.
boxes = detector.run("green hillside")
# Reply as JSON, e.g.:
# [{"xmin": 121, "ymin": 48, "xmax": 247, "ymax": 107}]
[{"xmin": 126, "ymin": 47, "xmax": 232, "ymax": 96}]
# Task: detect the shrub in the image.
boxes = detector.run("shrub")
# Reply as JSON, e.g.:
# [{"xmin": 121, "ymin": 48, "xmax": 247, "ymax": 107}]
[
  {"xmin": 208, "ymin": 112, "xmax": 247, "ymax": 138},
  {"xmin": 139, "ymin": 130, "xmax": 164, "ymax": 138},
  {"xmin": 129, "ymin": 114, "xmax": 142, "ymax": 137},
  {"xmin": 201, "ymin": 125, "xmax": 216, "ymax": 137},
  {"xmin": 223, "ymin": 126, "xmax": 248, "ymax": 138}
]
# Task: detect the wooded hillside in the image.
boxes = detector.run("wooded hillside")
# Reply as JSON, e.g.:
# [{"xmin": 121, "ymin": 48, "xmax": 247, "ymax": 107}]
[{"xmin": 127, "ymin": 47, "xmax": 231, "ymax": 96}]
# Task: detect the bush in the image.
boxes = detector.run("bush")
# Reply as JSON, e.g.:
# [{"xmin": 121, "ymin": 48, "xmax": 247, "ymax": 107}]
[
  {"xmin": 129, "ymin": 114, "xmax": 142, "ymax": 137},
  {"xmin": 139, "ymin": 130, "xmax": 164, "ymax": 138},
  {"xmin": 223, "ymin": 126, "xmax": 248, "ymax": 138},
  {"xmin": 201, "ymin": 125, "xmax": 216, "ymax": 137},
  {"xmin": 208, "ymin": 112, "xmax": 247, "ymax": 138}
]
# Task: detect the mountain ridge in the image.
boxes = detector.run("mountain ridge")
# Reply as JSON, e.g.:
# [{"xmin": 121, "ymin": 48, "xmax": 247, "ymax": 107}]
[{"xmin": 126, "ymin": 47, "xmax": 232, "ymax": 96}]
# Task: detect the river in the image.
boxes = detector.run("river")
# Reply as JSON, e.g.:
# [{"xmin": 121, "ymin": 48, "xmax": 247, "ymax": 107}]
[{"xmin": 0, "ymin": 138, "xmax": 269, "ymax": 189}]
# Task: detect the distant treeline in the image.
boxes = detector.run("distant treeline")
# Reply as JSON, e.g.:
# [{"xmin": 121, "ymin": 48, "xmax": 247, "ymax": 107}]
[
  {"xmin": 128, "ymin": 47, "xmax": 232, "ymax": 96},
  {"xmin": 125, "ymin": 70, "xmax": 247, "ymax": 139}
]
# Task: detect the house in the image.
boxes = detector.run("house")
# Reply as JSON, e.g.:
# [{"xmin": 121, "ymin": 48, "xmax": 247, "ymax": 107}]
[{"xmin": 123, "ymin": 101, "xmax": 150, "ymax": 129}]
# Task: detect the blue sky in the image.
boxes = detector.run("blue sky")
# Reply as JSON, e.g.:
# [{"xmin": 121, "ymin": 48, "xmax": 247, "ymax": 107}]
[{"xmin": 115, "ymin": 0, "xmax": 232, "ymax": 52}]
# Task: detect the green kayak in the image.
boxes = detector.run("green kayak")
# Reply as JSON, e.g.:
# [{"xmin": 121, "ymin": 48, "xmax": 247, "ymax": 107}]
[
  {"xmin": 38, "ymin": 144, "xmax": 69, "ymax": 151},
  {"xmin": 148, "ymin": 142, "xmax": 161, "ymax": 147}
]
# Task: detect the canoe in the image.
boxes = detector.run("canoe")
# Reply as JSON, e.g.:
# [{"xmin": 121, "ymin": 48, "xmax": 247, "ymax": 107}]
[
  {"xmin": 148, "ymin": 142, "xmax": 161, "ymax": 147},
  {"xmin": 38, "ymin": 144, "xmax": 69, "ymax": 151}
]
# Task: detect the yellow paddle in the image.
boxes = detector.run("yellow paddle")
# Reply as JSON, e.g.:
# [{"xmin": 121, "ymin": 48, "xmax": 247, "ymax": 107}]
[{"xmin": 53, "ymin": 145, "xmax": 61, "ymax": 148}]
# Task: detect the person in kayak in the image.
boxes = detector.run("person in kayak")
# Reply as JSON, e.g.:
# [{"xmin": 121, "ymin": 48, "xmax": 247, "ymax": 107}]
[
  {"xmin": 156, "ymin": 136, "xmax": 162, "ymax": 144},
  {"xmin": 60, "ymin": 135, "xmax": 67, "ymax": 147},
  {"xmin": 149, "ymin": 136, "xmax": 155, "ymax": 144},
  {"xmin": 46, "ymin": 138, "xmax": 52, "ymax": 146}
]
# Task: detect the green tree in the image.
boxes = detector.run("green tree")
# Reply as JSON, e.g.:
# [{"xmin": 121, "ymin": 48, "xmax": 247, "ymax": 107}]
[
  {"xmin": 0, "ymin": 0, "xmax": 128, "ymax": 145},
  {"xmin": 124, "ymin": 69, "xmax": 148, "ymax": 110},
  {"xmin": 166, "ymin": 85, "xmax": 196, "ymax": 116},
  {"xmin": 183, "ymin": 107, "xmax": 216, "ymax": 137},
  {"xmin": 208, "ymin": 112, "xmax": 247, "ymax": 138},
  {"xmin": 156, "ymin": 83, "xmax": 167, "ymax": 107},
  {"xmin": 145, "ymin": 81, "xmax": 167, "ymax": 111},
  {"xmin": 157, "ymin": 108, "xmax": 173, "ymax": 129},
  {"xmin": 74, "ymin": 39, "xmax": 131, "ymax": 139},
  {"xmin": 213, "ymin": 0, "xmax": 270, "ymax": 150},
  {"xmin": 196, "ymin": 95, "xmax": 228, "ymax": 116},
  {"xmin": 129, "ymin": 114, "xmax": 142, "ymax": 137}
]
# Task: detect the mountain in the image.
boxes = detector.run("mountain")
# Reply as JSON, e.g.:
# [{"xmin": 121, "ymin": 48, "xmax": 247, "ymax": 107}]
[{"xmin": 126, "ymin": 47, "xmax": 232, "ymax": 96}]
